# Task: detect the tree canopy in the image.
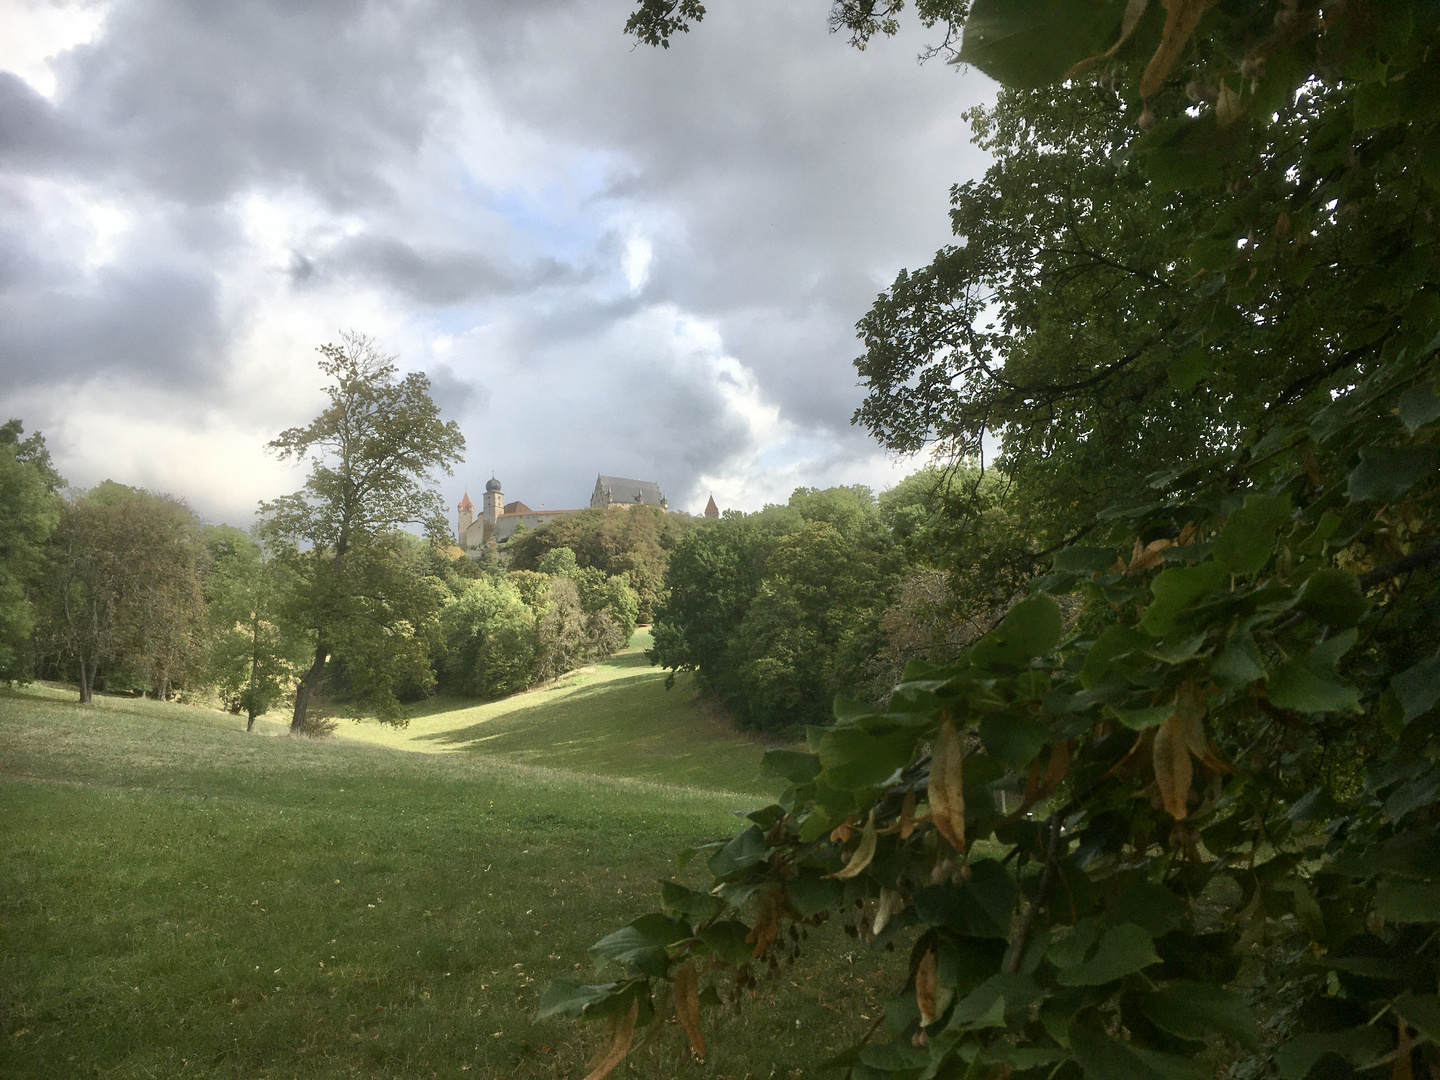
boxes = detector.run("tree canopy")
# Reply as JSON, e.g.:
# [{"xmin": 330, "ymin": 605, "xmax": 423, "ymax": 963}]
[{"xmin": 259, "ymin": 333, "xmax": 465, "ymax": 731}]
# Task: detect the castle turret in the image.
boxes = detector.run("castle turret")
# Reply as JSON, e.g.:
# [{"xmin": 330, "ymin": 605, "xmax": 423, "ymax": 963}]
[
  {"xmin": 483, "ymin": 475, "xmax": 503, "ymax": 526},
  {"xmin": 704, "ymin": 495, "xmax": 720, "ymax": 519},
  {"xmin": 457, "ymin": 492, "xmax": 474, "ymax": 544}
]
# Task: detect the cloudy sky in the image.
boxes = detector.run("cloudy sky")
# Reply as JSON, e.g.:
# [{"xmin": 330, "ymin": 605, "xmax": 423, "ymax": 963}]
[{"xmin": 1, "ymin": 0, "xmax": 993, "ymax": 527}]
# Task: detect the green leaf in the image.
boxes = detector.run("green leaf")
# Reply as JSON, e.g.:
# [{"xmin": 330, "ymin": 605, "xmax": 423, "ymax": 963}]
[
  {"xmin": 1056, "ymin": 922, "xmax": 1162, "ymax": 986},
  {"xmin": 817, "ymin": 726, "xmax": 919, "ymax": 788},
  {"xmin": 707, "ymin": 825, "xmax": 770, "ymax": 879},
  {"xmin": 1107, "ymin": 879, "xmax": 1186, "ymax": 935},
  {"xmin": 1273, "ymin": 1026, "xmax": 1391, "ymax": 1080},
  {"xmin": 1294, "ymin": 569, "xmax": 1368, "ymax": 627},
  {"xmin": 535, "ymin": 978, "xmax": 619, "ymax": 1020},
  {"xmin": 1394, "ymin": 651, "xmax": 1440, "ymax": 722},
  {"xmin": 1140, "ymin": 116, "xmax": 1229, "ymax": 193},
  {"xmin": 979, "ymin": 711, "xmax": 1048, "ymax": 768},
  {"xmin": 1053, "ymin": 546, "xmax": 1119, "ymax": 574},
  {"xmin": 1138, "ymin": 981, "xmax": 1261, "ymax": 1048},
  {"xmin": 948, "ymin": 974, "xmax": 1037, "ymax": 1031},
  {"xmin": 1082, "ymin": 625, "xmax": 1150, "ymax": 688},
  {"xmin": 1168, "ymin": 347, "xmax": 1207, "ymax": 393},
  {"xmin": 1347, "ymin": 446, "xmax": 1438, "ymax": 503},
  {"xmin": 1394, "ymin": 993, "xmax": 1440, "ymax": 1044},
  {"xmin": 956, "ymin": 0, "xmax": 1122, "ymax": 89},
  {"xmin": 1267, "ymin": 660, "xmax": 1361, "ymax": 713},
  {"xmin": 1211, "ymin": 631, "xmax": 1265, "ymax": 691},
  {"xmin": 1397, "ymin": 383, "xmax": 1440, "ymax": 432},
  {"xmin": 970, "ymin": 594, "xmax": 1065, "ymax": 671},
  {"xmin": 1047, "ymin": 919, "xmax": 1098, "ymax": 969},
  {"xmin": 1112, "ymin": 703, "xmax": 1174, "ymax": 731},
  {"xmin": 590, "ymin": 913, "xmax": 690, "ymax": 976},
  {"xmin": 696, "ymin": 920, "xmax": 752, "ymax": 965},
  {"xmin": 761, "ymin": 748, "xmax": 821, "ymax": 784},
  {"xmin": 1069, "ymin": 1020, "xmax": 1208, "ymax": 1080},
  {"xmin": 1140, "ymin": 562, "xmax": 1228, "ymax": 637},
  {"xmin": 913, "ymin": 861, "xmax": 1017, "ymax": 939},
  {"xmin": 660, "ymin": 881, "xmax": 721, "ymax": 921},
  {"xmin": 1374, "ymin": 880, "xmax": 1440, "ymax": 923},
  {"xmin": 786, "ymin": 871, "xmax": 844, "ymax": 918},
  {"xmin": 1214, "ymin": 493, "xmax": 1291, "ymax": 575}
]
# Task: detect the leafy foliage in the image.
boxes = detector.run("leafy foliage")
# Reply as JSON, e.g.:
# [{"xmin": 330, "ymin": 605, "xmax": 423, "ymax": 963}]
[
  {"xmin": 35, "ymin": 483, "xmax": 209, "ymax": 703},
  {"xmin": 553, "ymin": 2, "xmax": 1440, "ymax": 1076},
  {"xmin": 650, "ymin": 486, "xmax": 902, "ymax": 732},
  {"xmin": 0, "ymin": 422, "xmax": 60, "ymax": 682},
  {"xmin": 259, "ymin": 333, "xmax": 465, "ymax": 731},
  {"xmin": 202, "ymin": 526, "xmax": 310, "ymax": 730},
  {"xmin": 505, "ymin": 504, "xmax": 695, "ymax": 623}
]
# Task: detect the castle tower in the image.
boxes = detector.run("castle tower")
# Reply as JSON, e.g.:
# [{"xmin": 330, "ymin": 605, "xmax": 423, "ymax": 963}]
[
  {"xmin": 704, "ymin": 495, "xmax": 720, "ymax": 519},
  {"xmin": 483, "ymin": 475, "xmax": 503, "ymax": 526},
  {"xmin": 457, "ymin": 491, "xmax": 475, "ymax": 545}
]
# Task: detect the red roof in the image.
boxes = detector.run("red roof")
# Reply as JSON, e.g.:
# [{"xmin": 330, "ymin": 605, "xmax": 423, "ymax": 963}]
[
  {"xmin": 704, "ymin": 495, "xmax": 720, "ymax": 517},
  {"xmin": 503, "ymin": 500, "xmax": 534, "ymax": 515},
  {"xmin": 458, "ymin": 492, "xmax": 474, "ymax": 511}
]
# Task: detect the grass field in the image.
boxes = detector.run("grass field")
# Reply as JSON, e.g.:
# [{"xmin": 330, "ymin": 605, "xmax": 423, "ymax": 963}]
[{"xmin": 0, "ymin": 636, "xmax": 901, "ymax": 1079}]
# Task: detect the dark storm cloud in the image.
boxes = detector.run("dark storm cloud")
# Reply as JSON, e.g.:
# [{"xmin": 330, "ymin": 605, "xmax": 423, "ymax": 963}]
[
  {"xmin": 291, "ymin": 235, "xmax": 578, "ymax": 304},
  {"xmin": 425, "ymin": 361, "xmax": 486, "ymax": 420},
  {"xmin": 0, "ymin": 72, "xmax": 82, "ymax": 167},
  {"xmin": 0, "ymin": 258, "xmax": 222, "ymax": 388},
  {"xmin": 50, "ymin": 0, "xmax": 442, "ymax": 207}
]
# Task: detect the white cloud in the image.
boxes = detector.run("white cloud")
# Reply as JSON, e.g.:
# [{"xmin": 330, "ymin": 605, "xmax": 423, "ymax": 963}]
[{"xmin": 0, "ymin": 0, "xmax": 109, "ymax": 98}]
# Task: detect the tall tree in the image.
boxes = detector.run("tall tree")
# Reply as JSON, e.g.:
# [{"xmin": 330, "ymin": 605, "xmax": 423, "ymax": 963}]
[
  {"xmin": 37, "ymin": 483, "xmax": 206, "ymax": 703},
  {"xmin": 203, "ymin": 526, "xmax": 307, "ymax": 730},
  {"xmin": 259, "ymin": 334, "xmax": 464, "ymax": 732},
  {"xmin": 0, "ymin": 422, "xmax": 61, "ymax": 682}
]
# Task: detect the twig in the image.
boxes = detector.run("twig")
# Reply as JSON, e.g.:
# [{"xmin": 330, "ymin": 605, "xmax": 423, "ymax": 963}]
[
  {"xmin": 1358, "ymin": 538, "xmax": 1440, "ymax": 589},
  {"xmin": 1003, "ymin": 812, "xmax": 1063, "ymax": 974}
]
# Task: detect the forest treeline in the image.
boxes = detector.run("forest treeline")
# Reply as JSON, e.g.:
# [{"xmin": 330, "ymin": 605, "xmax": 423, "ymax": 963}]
[
  {"xmin": 0, "ymin": 425, "xmax": 649, "ymax": 727},
  {"xmin": 4, "ymin": 399, "xmax": 1019, "ymax": 738}
]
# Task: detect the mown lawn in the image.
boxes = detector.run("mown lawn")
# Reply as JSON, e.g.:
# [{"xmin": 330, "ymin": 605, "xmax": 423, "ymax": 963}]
[
  {"xmin": 0, "ymin": 645, "xmax": 901, "ymax": 1079},
  {"xmin": 334, "ymin": 629, "xmax": 784, "ymax": 796}
]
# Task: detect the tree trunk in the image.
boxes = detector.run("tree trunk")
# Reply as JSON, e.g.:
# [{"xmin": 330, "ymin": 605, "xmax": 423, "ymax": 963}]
[
  {"xmin": 291, "ymin": 641, "xmax": 328, "ymax": 733},
  {"xmin": 246, "ymin": 615, "xmax": 260, "ymax": 732},
  {"xmin": 77, "ymin": 655, "xmax": 93, "ymax": 704}
]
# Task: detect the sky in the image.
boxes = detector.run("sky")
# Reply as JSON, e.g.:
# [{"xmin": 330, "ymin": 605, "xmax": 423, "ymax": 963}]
[{"xmin": 0, "ymin": 0, "xmax": 994, "ymax": 528}]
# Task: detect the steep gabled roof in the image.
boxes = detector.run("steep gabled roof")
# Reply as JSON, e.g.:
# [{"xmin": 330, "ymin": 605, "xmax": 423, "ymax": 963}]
[
  {"xmin": 458, "ymin": 492, "xmax": 474, "ymax": 511},
  {"xmin": 594, "ymin": 475, "xmax": 666, "ymax": 507},
  {"xmin": 704, "ymin": 495, "xmax": 720, "ymax": 518},
  {"xmin": 503, "ymin": 500, "xmax": 533, "ymax": 515}
]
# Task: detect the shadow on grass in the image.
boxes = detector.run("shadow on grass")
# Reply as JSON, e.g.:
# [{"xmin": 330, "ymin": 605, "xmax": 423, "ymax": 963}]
[{"xmin": 412, "ymin": 669, "xmax": 672, "ymax": 750}]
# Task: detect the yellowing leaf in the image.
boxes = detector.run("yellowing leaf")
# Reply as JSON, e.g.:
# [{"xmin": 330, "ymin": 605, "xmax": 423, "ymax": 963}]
[
  {"xmin": 929, "ymin": 719, "xmax": 967, "ymax": 852},
  {"xmin": 899, "ymin": 789, "xmax": 917, "ymax": 840},
  {"xmin": 1153, "ymin": 708, "xmax": 1194, "ymax": 819},
  {"xmin": 829, "ymin": 809, "xmax": 878, "ymax": 879},
  {"xmin": 583, "ymin": 997, "xmax": 638, "ymax": 1080},
  {"xmin": 1040, "ymin": 739, "xmax": 1070, "ymax": 797},
  {"xmin": 1175, "ymin": 678, "xmax": 1235, "ymax": 773},
  {"xmin": 673, "ymin": 962, "xmax": 705, "ymax": 1060},
  {"xmin": 916, "ymin": 948, "xmax": 939, "ymax": 1026},
  {"xmin": 874, "ymin": 887, "xmax": 905, "ymax": 936},
  {"xmin": 746, "ymin": 889, "xmax": 782, "ymax": 957},
  {"xmin": 1140, "ymin": 0, "xmax": 1220, "ymax": 99}
]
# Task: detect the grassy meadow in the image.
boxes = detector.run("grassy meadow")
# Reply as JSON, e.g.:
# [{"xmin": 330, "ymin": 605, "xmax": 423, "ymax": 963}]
[{"xmin": 1, "ymin": 635, "xmax": 900, "ymax": 1079}]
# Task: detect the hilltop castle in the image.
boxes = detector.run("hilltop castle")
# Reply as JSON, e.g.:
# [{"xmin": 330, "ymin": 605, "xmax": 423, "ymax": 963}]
[{"xmin": 456, "ymin": 474, "xmax": 683, "ymax": 551}]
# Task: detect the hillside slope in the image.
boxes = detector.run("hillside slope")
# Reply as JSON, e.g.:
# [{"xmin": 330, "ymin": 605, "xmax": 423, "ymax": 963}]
[{"xmin": 332, "ymin": 627, "xmax": 782, "ymax": 794}]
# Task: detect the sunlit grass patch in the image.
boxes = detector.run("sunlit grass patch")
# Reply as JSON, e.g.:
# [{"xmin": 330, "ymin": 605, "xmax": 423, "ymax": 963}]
[{"xmin": 1, "ymin": 666, "xmax": 899, "ymax": 1079}]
